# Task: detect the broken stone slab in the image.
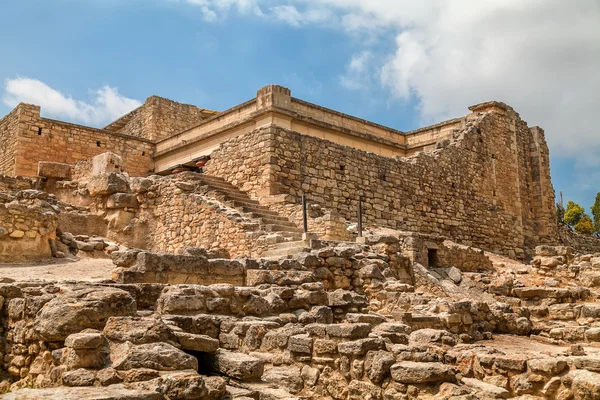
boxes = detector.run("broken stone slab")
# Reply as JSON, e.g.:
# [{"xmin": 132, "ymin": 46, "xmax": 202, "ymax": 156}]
[
  {"xmin": 288, "ymin": 334, "xmax": 313, "ymax": 354},
  {"xmin": 569, "ymin": 369, "xmax": 600, "ymax": 400},
  {"xmin": 103, "ymin": 316, "xmax": 177, "ymax": 345},
  {"xmin": 87, "ymin": 172, "xmax": 129, "ymax": 196},
  {"xmin": 33, "ymin": 286, "xmax": 137, "ymax": 341},
  {"xmin": 127, "ymin": 370, "xmax": 210, "ymax": 400},
  {"xmin": 62, "ymin": 368, "xmax": 96, "ymax": 387},
  {"xmin": 262, "ymin": 366, "xmax": 304, "ymax": 394},
  {"xmin": 344, "ymin": 312, "xmax": 387, "ymax": 325},
  {"xmin": 175, "ymin": 332, "xmax": 219, "ymax": 353},
  {"xmin": 64, "ymin": 330, "xmax": 105, "ymax": 349},
  {"xmin": 390, "ymin": 361, "xmax": 455, "ymax": 384},
  {"xmin": 38, "ymin": 162, "xmax": 72, "ymax": 180},
  {"xmin": 111, "ymin": 342, "xmax": 198, "ymax": 371},
  {"xmin": 1, "ymin": 385, "xmax": 163, "ymax": 400},
  {"xmin": 325, "ymin": 323, "xmax": 371, "ymax": 339},
  {"xmin": 569, "ymin": 356, "xmax": 600, "ymax": 372},
  {"xmin": 211, "ymin": 349, "xmax": 264, "ymax": 381},
  {"xmin": 461, "ymin": 377, "xmax": 510, "ymax": 398},
  {"xmin": 107, "ymin": 193, "xmax": 140, "ymax": 209},
  {"xmin": 337, "ymin": 338, "xmax": 384, "ymax": 356}
]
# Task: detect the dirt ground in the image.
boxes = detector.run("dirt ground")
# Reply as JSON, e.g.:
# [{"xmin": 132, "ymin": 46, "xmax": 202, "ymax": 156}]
[
  {"xmin": 0, "ymin": 257, "xmax": 114, "ymax": 282},
  {"xmin": 481, "ymin": 334, "xmax": 600, "ymax": 356}
]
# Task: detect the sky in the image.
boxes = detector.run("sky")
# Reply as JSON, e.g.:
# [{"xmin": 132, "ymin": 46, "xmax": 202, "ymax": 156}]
[{"xmin": 0, "ymin": 0, "xmax": 599, "ymax": 211}]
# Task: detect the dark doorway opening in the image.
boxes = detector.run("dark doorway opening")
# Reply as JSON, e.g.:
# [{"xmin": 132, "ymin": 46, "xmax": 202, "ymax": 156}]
[{"xmin": 428, "ymin": 249, "xmax": 438, "ymax": 268}]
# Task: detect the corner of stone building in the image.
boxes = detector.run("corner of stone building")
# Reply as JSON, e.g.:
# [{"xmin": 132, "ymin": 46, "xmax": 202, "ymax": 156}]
[{"xmin": 256, "ymin": 85, "xmax": 292, "ymax": 110}]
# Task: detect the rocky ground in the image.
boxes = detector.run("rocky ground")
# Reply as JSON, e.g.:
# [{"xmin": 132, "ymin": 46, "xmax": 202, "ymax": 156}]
[{"xmin": 0, "ymin": 235, "xmax": 600, "ymax": 400}]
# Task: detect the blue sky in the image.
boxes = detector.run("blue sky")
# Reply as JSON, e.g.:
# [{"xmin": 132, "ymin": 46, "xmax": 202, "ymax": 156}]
[{"xmin": 1, "ymin": 0, "xmax": 599, "ymax": 211}]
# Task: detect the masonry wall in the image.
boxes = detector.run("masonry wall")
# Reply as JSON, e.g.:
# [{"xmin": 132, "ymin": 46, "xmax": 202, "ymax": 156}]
[
  {"xmin": 145, "ymin": 180, "xmax": 269, "ymax": 258},
  {"xmin": 115, "ymin": 96, "xmax": 214, "ymax": 141},
  {"xmin": 0, "ymin": 107, "xmax": 21, "ymax": 175},
  {"xmin": 11, "ymin": 104, "xmax": 154, "ymax": 177},
  {"xmin": 207, "ymin": 106, "xmax": 558, "ymax": 256}
]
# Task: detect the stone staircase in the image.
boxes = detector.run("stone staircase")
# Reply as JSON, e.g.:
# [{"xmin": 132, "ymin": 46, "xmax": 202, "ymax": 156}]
[{"xmin": 196, "ymin": 174, "xmax": 303, "ymax": 241}]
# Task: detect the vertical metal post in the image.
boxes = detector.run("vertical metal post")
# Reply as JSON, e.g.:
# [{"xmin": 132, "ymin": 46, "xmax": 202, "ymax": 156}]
[
  {"xmin": 302, "ymin": 194, "xmax": 308, "ymax": 233},
  {"xmin": 357, "ymin": 197, "xmax": 363, "ymax": 237}
]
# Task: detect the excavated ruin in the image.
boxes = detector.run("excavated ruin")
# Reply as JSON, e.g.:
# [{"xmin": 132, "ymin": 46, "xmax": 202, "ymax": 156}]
[{"xmin": 0, "ymin": 156, "xmax": 599, "ymax": 400}]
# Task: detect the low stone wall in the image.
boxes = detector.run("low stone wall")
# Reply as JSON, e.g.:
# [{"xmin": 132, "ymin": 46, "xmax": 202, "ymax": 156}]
[
  {"xmin": 112, "ymin": 250, "xmax": 247, "ymax": 286},
  {"xmin": 559, "ymin": 225, "xmax": 600, "ymax": 254},
  {"xmin": 0, "ymin": 190, "xmax": 58, "ymax": 263}
]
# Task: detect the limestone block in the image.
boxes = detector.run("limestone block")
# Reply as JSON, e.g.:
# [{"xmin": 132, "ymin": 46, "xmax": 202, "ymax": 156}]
[
  {"xmin": 37, "ymin": 162, "xmax": 72, "ymax": 180},
  {"xmin": 210, "ymin": 349, "xmax": 264, "ymax": 381},
  {"xmin": 92, "ymin": 152, "xmax": 124, "ymax": 176},
  {"xmin": 106, "ymin": 193, "xmax": 139, "ymax": 209},
  {"xmin": 390, "ymin": 361, "xmax": 455, "ymax": 384}
]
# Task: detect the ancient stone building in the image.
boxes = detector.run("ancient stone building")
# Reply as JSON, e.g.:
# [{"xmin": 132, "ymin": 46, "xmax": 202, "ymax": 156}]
[{"xmin": 0, "ymin": 85, "xmax": 558, "ymax": 256}]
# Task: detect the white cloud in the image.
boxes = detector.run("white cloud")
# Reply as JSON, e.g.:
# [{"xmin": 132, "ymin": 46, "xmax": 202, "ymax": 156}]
[
  {"xmin": 179, "ymin": 0, "xmax": 600, "ymax": 166},
  {"xmin": 3, "ymin": 77, "xmax": 141, "ymax": 127},
  {"xmin": 340, "ymin": 51, "xmax": 373, "ymax": 91},
  {"xmin": 178, "ymin": 0, "xmax": 263, "ymax": 21},
  {"xmin": 270, "ymin": 5, "xmax": 336, "ymax": 27}
]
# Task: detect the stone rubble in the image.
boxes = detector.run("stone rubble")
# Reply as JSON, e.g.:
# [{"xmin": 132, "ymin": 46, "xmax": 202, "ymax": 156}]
[{"xmin": 1, "ymin": 237, "xmax": 600, "ymax": 399}]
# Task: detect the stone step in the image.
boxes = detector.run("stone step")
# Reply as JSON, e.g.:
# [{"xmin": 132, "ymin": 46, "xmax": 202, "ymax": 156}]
[
  {"xmin": 263, "ymin": 224, "xmax": 303, "ymax": 233},
  {"xmin": 263, "ymin": 246, "xmax": 310, "ymax": 258},
  {"xmin": 256, "ymin": 218, "xmax": 299, "ymax": 229},
  {"xmin": 243, "ymin": 212, "xmax": 290, "ymax": 222},
  {"xmin": 222, "ymin": 194, "xmax": 261, "ymax": 205},
  {"xmin": 241, "ymin": 206, "xmax": 281, "ymax": 216},
  {"xmin": 271, "ymin": 240, "xmax": 309, "ymax": 250}
]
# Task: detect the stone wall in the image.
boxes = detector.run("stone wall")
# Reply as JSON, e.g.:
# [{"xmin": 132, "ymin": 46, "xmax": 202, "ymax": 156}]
[
  {"xmin": 0, "ymin": 190, "xmax": 58, "ymax": 263},
  {"xmin": 148, "ymin": 179, "xmax": 268, "ymax": 257},
  {"xmin": 0, "ymin": 107, "xmax": 20, "ymax": 176},
  {"xmin": 207, "ymin": 103, "xmax": 558, "ymax": 257},
  {"xmin": 559, "ymin": 226, "xmax": 600, "ymax": 254},
  {"xmin": 108, "ymin": 96, "xmax": 215, "ymax": 142},
  {"xmin": 0, "ymin": 104, "xmax": 155, "ymax": 178}
]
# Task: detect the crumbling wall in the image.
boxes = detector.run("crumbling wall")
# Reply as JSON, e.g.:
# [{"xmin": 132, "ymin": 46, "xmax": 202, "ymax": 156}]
[
  {"xmin": 113, "ymin": 96, "xmax": 214, "ymax": 141},
  {"xmin": 6, "ymin": 104, "xmax": 154, "ymax": 177},
  {"xmin": 0, "ymin": 190, "xmax": 58, "ymax": 263},
  {"xmin": 559, "ymin": 226, "xmax": 600, "ymax": 254},
  {"xmin": 0, "ymin": 107, "xmax": 20, "ymax": 176},
  {"xmin": 207, "ymin": 104, "xmax": 558, "ymax": 257},
  {"xmin": 148, "ymin": 180, "xmax": 267, "ymax": 257}
]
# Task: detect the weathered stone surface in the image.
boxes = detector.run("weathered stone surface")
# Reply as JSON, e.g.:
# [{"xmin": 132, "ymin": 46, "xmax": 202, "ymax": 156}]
[
  {"xmin": 64, "ymin": 331, "xmax": 105, "ymax": 349},
  {"xmin": 570, "ymin": 370, "xmax": 600, "ymax": 400},
  {"xmin": 111, "ymin": 342, "xmax": 198, "ymax": 371},
  {"xmin": 347, "ymin": 380, "xmax": 382, "ymax": 400},
  {"xmin": 88, "ymin": 173, "xmax": 129, "ymax": 196},
  {"xmin": 262, "ymin": 366, "xmax": 304, "ymax": 394},
  {"xmin": 1, "ymin": 385, "xmax": 163, "ymax": 400},
  {"xmin": 461, "ymin": 377, "xmax": 510, "ymax": 398},
  {"xmin": 211, "ymin": 350, "xmax": 264, "ymax": 381},
  {"xmin": 103, "ymin": 316, "xmax": 176, "ymax": 344},
  {"xmin": 338, "ymin": 338, "xmax": 384, "ymax": 356},
  {"xmin": 62, "ymin": 368, "xmax": 96, "ymax": 387},
  {"xmin": 175, "ymin": 332, "xmax": 219, "ymax": 353},
  {"xmin": 390, "ymin": 361, "xmax": 455, "ymax": 384},
  {"xmin": 326, "ymin": 323, "xmax": 371, "ymax": 339},
  {"xmin": 34, "ymin": 286, "xmax": 136, "ymax": 341}
]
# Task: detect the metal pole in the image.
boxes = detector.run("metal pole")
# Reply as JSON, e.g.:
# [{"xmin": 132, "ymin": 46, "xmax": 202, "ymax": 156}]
[
  {"xmin": 357, "ymin": 197, "xmax": 363, "ymax": 237},
  {"xmin": 302, "ymin": 194, "xmax": 308, "ymax": 233}
]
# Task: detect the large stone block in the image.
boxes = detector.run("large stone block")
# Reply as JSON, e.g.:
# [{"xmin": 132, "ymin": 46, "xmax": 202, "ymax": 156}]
[
  {"xmin": 210, "ymin": 349, "xmax": 264, "ymax": 381},
  {"xmin": 37, "ymin": 162, "xmax": 72, "ymax": 179}
]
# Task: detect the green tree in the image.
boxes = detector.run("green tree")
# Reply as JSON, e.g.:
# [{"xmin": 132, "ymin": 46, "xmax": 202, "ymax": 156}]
[
  {"xmin": 592, "ymin": 192, "xmax": 600, "ymax": 233},
  {"xmin": 574, "ymin": 214, "xmax": 594, "ymax": 234},
  {"xmin": 564, "ymin": 201, "xmax": 585, "ymax": 227}
]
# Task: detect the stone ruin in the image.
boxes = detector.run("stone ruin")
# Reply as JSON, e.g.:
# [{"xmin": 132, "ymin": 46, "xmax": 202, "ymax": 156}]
[{"xmin": 0, "ymin": 86, "xmax": 600, "ymax": 399}]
